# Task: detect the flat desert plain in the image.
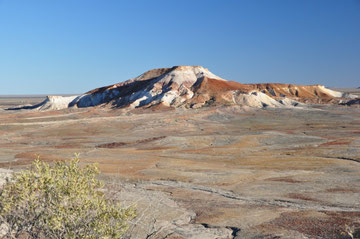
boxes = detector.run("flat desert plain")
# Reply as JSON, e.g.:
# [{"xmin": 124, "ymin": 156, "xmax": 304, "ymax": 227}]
[{"xmin": 1, "ymin": 96, "xmax": 360, "ymax": 239}]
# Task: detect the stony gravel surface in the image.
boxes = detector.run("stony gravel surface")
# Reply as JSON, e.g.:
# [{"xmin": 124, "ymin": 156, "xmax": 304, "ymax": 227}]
[{"xmin": 0, "ymin": 99, "xmax": 360, "ymax": 238}]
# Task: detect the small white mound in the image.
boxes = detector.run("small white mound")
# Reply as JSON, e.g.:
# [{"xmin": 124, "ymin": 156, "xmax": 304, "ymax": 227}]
[
  {"xmin": 234, "ymin": 91, "xmax": 283, "ymax": 108},
  {"xmin": 319, "ymin": 86, "xmax": 357, "ymax": 99},
  {"xmin": 37, "ymin": 95, "xmax": 79, "ymax": 110},
  {"xmin": 6, "ymin": 95, "xmax": 79, "ymax": 111}
]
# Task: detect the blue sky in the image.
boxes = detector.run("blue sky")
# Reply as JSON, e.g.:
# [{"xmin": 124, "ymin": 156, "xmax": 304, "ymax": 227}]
[{"xmin": 0, "ymin": 0, "xmax": 359, "ymax": 94}]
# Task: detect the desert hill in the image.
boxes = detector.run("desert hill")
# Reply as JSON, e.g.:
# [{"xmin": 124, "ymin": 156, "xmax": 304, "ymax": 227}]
[{"xmin": 7, "ymin": 66, "xmax": 358, "ymax": 110}]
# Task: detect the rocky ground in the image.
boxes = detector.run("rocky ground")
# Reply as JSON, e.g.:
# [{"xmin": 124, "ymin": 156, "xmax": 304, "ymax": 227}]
[{"xmin": 0, "ymin": 97, "xmax": 360, "ymax": 238}]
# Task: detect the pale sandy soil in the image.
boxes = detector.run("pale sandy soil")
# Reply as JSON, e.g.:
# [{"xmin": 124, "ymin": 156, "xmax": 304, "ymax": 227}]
[{"xmin": 0, "ymin": 98, "xmax": 360, "ymax": 238}]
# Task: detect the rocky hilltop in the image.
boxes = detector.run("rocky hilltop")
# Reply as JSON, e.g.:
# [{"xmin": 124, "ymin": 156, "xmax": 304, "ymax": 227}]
[{"xmin": 8, "ymin": 66, "xmax": 358, "ymax": 110}]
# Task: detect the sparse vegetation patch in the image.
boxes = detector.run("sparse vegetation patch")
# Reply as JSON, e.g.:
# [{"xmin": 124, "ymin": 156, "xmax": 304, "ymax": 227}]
[{"xmin": 0, "ymin": 155, "xmax": 136, "ymax": 239}]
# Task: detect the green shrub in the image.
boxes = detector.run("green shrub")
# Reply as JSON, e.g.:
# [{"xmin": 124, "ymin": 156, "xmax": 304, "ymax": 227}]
[{"xmin": 0, "ymin": 155, "xmax": 136, "ymax": 239}]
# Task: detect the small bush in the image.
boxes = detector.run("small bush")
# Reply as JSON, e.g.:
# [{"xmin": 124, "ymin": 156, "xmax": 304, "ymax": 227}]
[{"xmin": 0, "ymin": 155, "xmax": 136, "ymax": 239}]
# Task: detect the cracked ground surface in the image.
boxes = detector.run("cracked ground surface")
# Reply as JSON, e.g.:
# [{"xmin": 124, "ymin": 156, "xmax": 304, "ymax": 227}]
[{"xmin": 0, "ymin": 98, "xmax": 360, "ymax": 238}]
